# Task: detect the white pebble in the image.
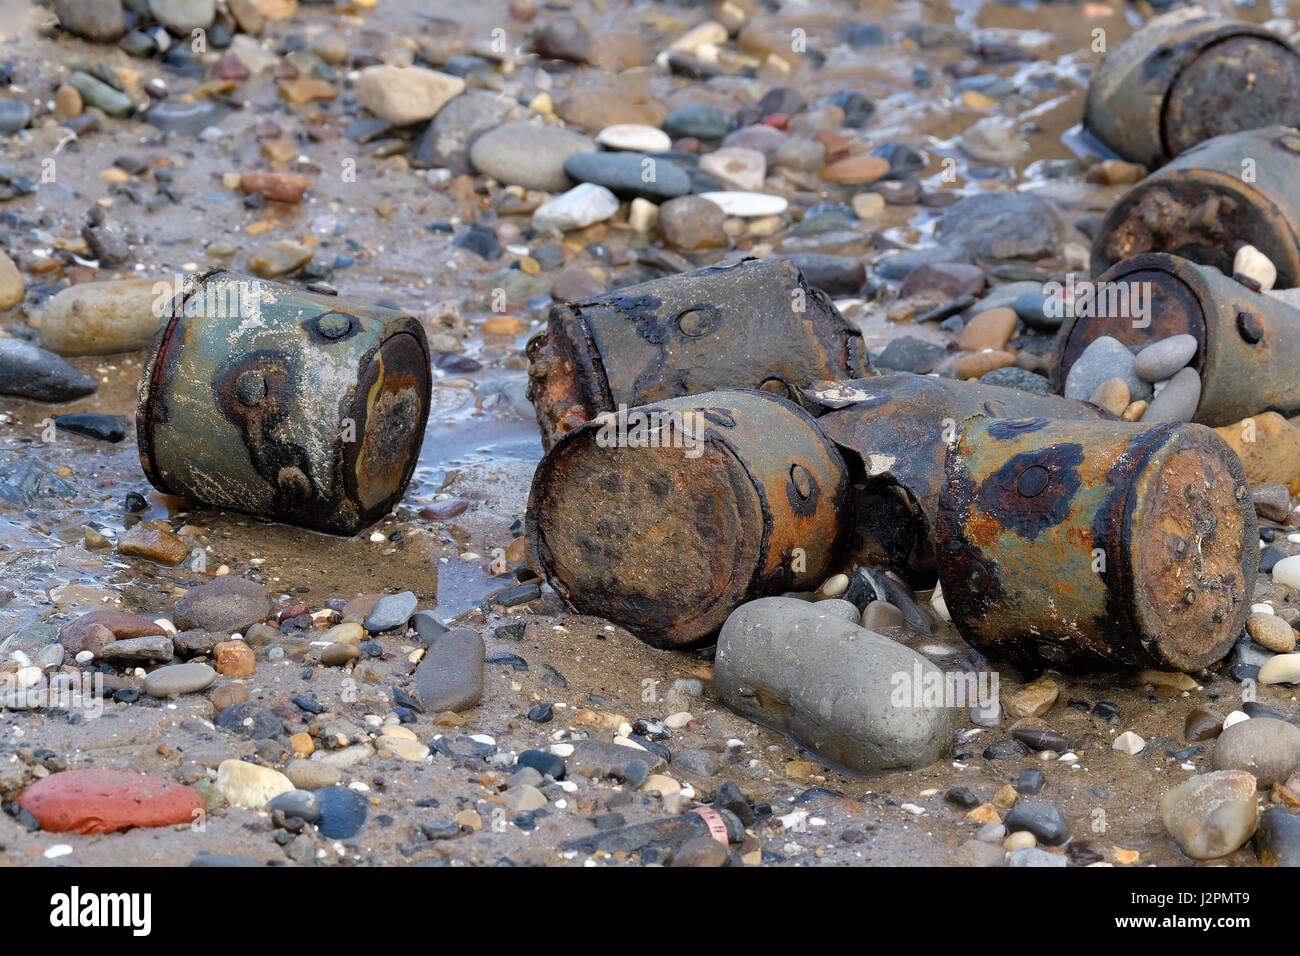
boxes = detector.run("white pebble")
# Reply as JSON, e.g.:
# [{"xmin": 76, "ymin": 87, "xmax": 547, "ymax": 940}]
[
  {"xmin": 1274, "ymin": 554, "xmax": 1300, "ymax": 589},
  {"xmin": 1222, "ymin": 710, "xmax": 1251, "ymax": 729},
  {"xmin": 1234, "ymin": 244, "xmax": 1277, "ymax": 292},
  {"xmin": 74, "ymin": 651, "xmax": 93, "ymax": 664},
  {"xmin": 549, "ymin": 743, "xmax": 574, "ymax": 757},
  {"xmin": 1251, "ymin": 603, "xmax": 1275, "ymax": 615},
  {"xmin": 1259, "ymin": 653, "xmax": 1300, "ymax": 685},
  {"xmin": 1113, "ymin": 731, "xmax": 1145, "ymax": 755},
  {"xmin": 369, "ymin": 531, "xmax": 386, "ymax": 542},
  {"xmin": 44, "ymin": 844, "xmax": 73, "ymax": 859}
]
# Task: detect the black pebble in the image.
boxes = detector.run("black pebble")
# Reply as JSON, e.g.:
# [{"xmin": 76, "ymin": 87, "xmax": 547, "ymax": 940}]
[{"xmin": 515, "ymin": 749, "xmax": 565, "ymax": 780}]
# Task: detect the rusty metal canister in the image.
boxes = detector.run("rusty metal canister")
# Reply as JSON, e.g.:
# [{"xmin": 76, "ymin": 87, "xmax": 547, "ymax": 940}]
[
  {"xmin": 525, "ymin": 389, "xmax": 850, "ymax": 649},
  {"xmin": 935, "ymin": 416, "xmax": 1255, "ymax": 672},
  {"xmin": 812, "ymin": 374, "xmax": 1114, "ymax": 584},
  {"xmin": 137, "ymin": 270, "xmax": 432, "ymax": 535},
  {"xmin": 1092, "ymin": 126, "xmax": 1300, "ymax": 284},
  {"xmin": 1083, "ymin": 10, "xmax": 1300, "ymax": 169},
  {"xmin": 1053, "ymin": 252, "xmax": 1300, "ymax": 426},
  {"xmin": 525, "ymin": 256, "xmax": 870, "ymax": 450}
]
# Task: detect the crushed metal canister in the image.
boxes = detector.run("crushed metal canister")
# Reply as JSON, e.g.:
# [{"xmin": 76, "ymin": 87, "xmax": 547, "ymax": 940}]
[
  {"xmin": 525, "ymin": 256, "xmax": 870, "ymax": 450},
  {"xmin": 812, "ymin": 374, "xmax": 1114, "ymax": 585},
  {"xmin": 1054, "ymin": 251, "xmax": 1300, "ymax": 426},
  {"xmin": 1084, "ymin": 10, "xmax": 1300, "ymax": 169},
  {"xmin": 935, "ymin": 416, "xmax": 1256, "ymax": 672},
  {"xmin": 525, "ymin": 389, "xmax": 849, "ymax": 649},
  {"xmin": 137, "ymin": 270, "xmax": 432, "ymax": 535},
  {"xmin": 1092, "ymin": 126, "xmax": 1300, "ymax": 285}
]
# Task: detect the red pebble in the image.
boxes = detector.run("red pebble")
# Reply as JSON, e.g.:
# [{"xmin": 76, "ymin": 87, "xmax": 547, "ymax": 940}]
[
  {"xmin": 761, "ymin": 113, "xmax": 789, "ymax": 130},
  {"xmin": 19, "ymin": 770, "xmax": 204, "ymax": 834}
]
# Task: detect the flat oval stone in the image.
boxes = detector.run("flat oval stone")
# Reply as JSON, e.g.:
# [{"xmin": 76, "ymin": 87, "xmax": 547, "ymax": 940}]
[
  {"xmin": 562, "ymin": 152, "xmax": 690, "ymax": 201},
  {"xmin": 596, "ymin": 123, "xmax": 671, "ymax": 153},
  {"xmin": 696, "ymin": 190, "xmax": 788, "ymax": 217},
  {"xmin": 1142, "ymin": 366, "xmax": 1201, "ymax": 423},
  {"xmin": 1003, "ymin": 800, "xmax": 1070, "ymax": 845},
  {"xmin": 1258, "ymin": 652, "xmax": 1300, "ymax": 685},
  {"xmin": 1133, "ymin": 333, "xmax": 1197, "ymax": 383},
  {"xmin": 19, "ymin": 769, "xmax": 203, "ymax": 834},
  {"xmin": 143, "ymin": 661, "xmax": 216, "ymax": 698}
]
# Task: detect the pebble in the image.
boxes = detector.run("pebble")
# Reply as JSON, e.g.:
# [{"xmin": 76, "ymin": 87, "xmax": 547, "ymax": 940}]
[
  {"xmin": 470, "ymin": 123, "xmax": 597, "ymax": 192},
  {"xmin": 1133, "ymin": 334, "xmax": 1197, "ymax": 383},
  {"xmin": 1251, "ymin": 483, "xmax": 1292, "ymax": 523},
  {"xmin": 956, "ymin": 308, "xmax": 1017, "ymax": 352},
  {"xmin": 60, "ymin": 610, "xmax": 164, "ymax": 657},
  {"xmin": 266, "ymin": 789, "xmax": 321, "ymax": 823},
  {"xmin": 663, "ymin": 103, "xmax": 733, "ymax": 141},
  {"xmin": 98, "ymin": 635, "xmax": 173, "ymax": 663},
  {"xmin": 723, "ymin": 124, "xmax": 788, "ymax": 158},
  {"xmin": 416, "ymin": 90, "xmax": 526, "ymax": 174},
  {"xmin": 315, "ymin": 786, "xmax": 369, "ymax": 839},
  {"xmin": 250, "ymin": 240, "xmax": 313, "ymax": 278},
  {"xmin": 0, "ymin": 339, "xmax": 98, "ymax": 402},
  {"xmin": 1113, "ymin": 731, "xmax": 1145, "ymax": 755},
  {"xmin": 68, "ymin": 71, "xmax": 134, "ymax": 118},
  {"xmin": 1002, "ymin": 676, "xmax": 1058, "ymax": 719},
  {"xmin": 0, "ymin": 250, "xmax": 22, "ymax": 311},
  {"xmin": 1008, "ymin": 847, "xmax": 1066, "ymax": 867},
  {"xmin": 1258, "ymin": 653, "xmax": 1300, "ymax": 685},
  {"xmin": 1211, "ymin": 717, "xmax": 1300, "ymax": 787},
  {"xmin": 210, "ymin": 683, "xmax": 248, "ymax": 711},
  {"xmin": 1016, "ymin": 768, "xmax": 1046, "ymax": 796},
  {"xmin": 364, "ymin": 591, "xmax": 417, "ymax": 632},
  {"xmin": 672, "ymin": 835, "xmax": 729, "ymax": 867},
  {"xmin": 216, "ymin": 701, "xmax": 280, "ymax": 739},
  {"xmin": 1254, "ymin": 807, "xmax": 1300, "ymax": 866},
  {"xmin": 699, "ymin": 147, "xmax": 766, "ymax": 191},
  {"xmin": 979, "ymin": 366, "xmax": 1053, "ymax": 394},
  {"xmin": 1160, "ymin": 770, "xmax": 1259, "ymax": 860},
  {"xmin": 659, "ymin": 195, "xmax": 728, "ymax": 250},
  {"xmin": 1273, "ymin": 555, "xmax": 1300, "ymax": 590},
  {"xmin": 1085, "ymin": 378, "xmax": 1129, "ymax": 418},
  {"xmin": 174, "ymin": 576, "xmax": 271, "ymax": 634},
  {"xmin": 54, "ymin": 0, "xmax": 125, "ymax": 42},
  {"xmin": 938, "ymin": 193, "xmax": 1062, "ymax": 263},
  {"xmin": 413, "ymin": 627, "xmax": 484, "ymax": 712},
  {"xmin": 1141, "ymin": 367, "xmax": 1201, "ymax": 423},
  {"xmin": 320, "ymin": 643, "xmax": 358, "ymax": 667},
  {"xmin": 716, "ymin": 597, "xmax": 954, "ymax": 774},
  {"xmin": 673, "ymin": 748, "xmax": 719, "ymax": 777},
  {"xmin": 117, "ymin": 525, "xmax": 188, "ymax": 565},
  {"xmin": 355, "ymin": 65, "xmax": 464, "ymax": 127},
  {"xmin": 960, "ymin": 118, "xmax": 1024, "ymax": 164},
  {"xmin": 533, "ymin": 14, "xmax": 591, "ymax": 62},
  {"xmin": 283, "ymin": 760, "xmax": 341, "ymax": 791},
  {"xmin": 1184, "ymin": 707, "xmax": 1224, "ymax": 742},
  {"xmin": 19, "ymin": 770, "xmax": 203, "ymax": 834},
  {"xmin": 0, "ymin": 99, "xmax": 30, "ymax": 135},
  {"xmin": 899, "ymin": 262, "xmax": 986, "ymax": 301},
  {"xmin": 214, "ymin": 639, "xmax": 254, "ymax": 676},
  {"xmin": 1234, "ymin": 244, "xmax": 1277, "ymax": 292},
  {"xmin": 149, "ymin": 0, "xmax": 214, "ymax": 31},
  {"xmin": 215, "ymin": 759, "xmax": 294, "ymax": 808},
  {"xmin": 563, "ymin": 152, "xmax": 690, "ymax": 201},
  {"xmin": 697, "ymin": 190, "xmax": 788, "ymax": 218},
  {"xmin": 597, "ymin": 124, "xmax": 671, "ymax": 153},
  {"xmin": 1063, "ymin": 336, "xmax": 1152, "ymax": 404},
  {"xmin": 516, "ymin": 749, "xmax": 566, "ymax": 780},
  {"xmin": 1003, "ymin": 800, "xmax": 1069, "ymax": 845},
  {"xmin": 1246, "ymin": 612, "xmax": 1296, "ymax": 653},
  {"xmin": 52, "ymin": 413, "xmax": 125, "ymax": 443},
  {"xmin": 145, "ymin": 99, "xmax": 226, "ymax": 135},
  {"xmin": 820, "ymin": 154, "xmax": 890, "ymax": 184}
]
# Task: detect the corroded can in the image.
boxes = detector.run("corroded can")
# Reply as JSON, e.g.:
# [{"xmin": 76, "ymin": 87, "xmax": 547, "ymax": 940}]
[
  {"xmin": 1092, "ymin": 126, "xmax": 1300, "ymax": 285},
  {"xmin": 812, "ymin": 374, "xmax": 1113, "ymax": 584},
  {"xmin": 525, "ymin": 256, "xmax": 870, "ymax": 450},
  {"xmin": 525, "ymin": 389, "xmax": 850, "ymax": 648},
  {"xmin": 1053, "ymin": 252, "xmax": 1300, "ymax": 426},
  {"xmin": 1084, "ymin": 10, "xmax": 1300, "ymax": 169},
  {"xmin": 935, "ymin": 416, "xmax": 1255, "ymax": 672},
  {"xmin": 137, "ymin": 271, "xmax": 432, "ymax": 535}
]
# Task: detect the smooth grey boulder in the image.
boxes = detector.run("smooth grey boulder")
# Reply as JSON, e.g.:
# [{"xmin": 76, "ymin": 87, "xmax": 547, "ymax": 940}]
[{"xmin": 715, "ymin": 597, "xmax": 956, "ymax": 774}]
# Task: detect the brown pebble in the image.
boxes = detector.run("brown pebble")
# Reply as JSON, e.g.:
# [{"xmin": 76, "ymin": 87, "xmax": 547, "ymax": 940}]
[
  {"xmin": 1089, "ymin": 377, "xmax": 1130, "ymax": 417},
  {"xmin": 214, "ymin": 640, "xmax": 255, "ymax": 677},
  {"xmin": 210, "ymin": 683, "xmax": 250, "ymax": 711},
  {"xmin": 956, "ymin": 307, "xmax": 1017, "ymax": 352},
  {"xmin": 953, "ymin": 350, "xmax": 1015, "ymax": 380}
]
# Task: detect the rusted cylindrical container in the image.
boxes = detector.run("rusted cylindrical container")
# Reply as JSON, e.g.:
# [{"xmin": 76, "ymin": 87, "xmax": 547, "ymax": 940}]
[
  {"xmin": 1092, "ymin": 126, "xmax": 1300, "ymax": 284},
  {"xmin": 525, "ymin": 256, "xmax": 870, "ymax": 449},
  {"xmin": 1084, "ymin": 10, "xmax": 1300, "ymax": 169},
  {"xmin": 814, "ymin": 374, "xmax": 1114, "ymax": 584},
  {"xmin": 137, "ymin": 271, "xmax": 432, "ymax": 535},
  {"xmin": 526, "ymin": 389, "xmax": 850, "ymax": 648},
  {"xmin": 936, "ymin": 416, "xmax": 1255, "ymax": 672},
  {"xmin": 1053, "ymin": 252, "xmax": 1300, "ymax": 426}
]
